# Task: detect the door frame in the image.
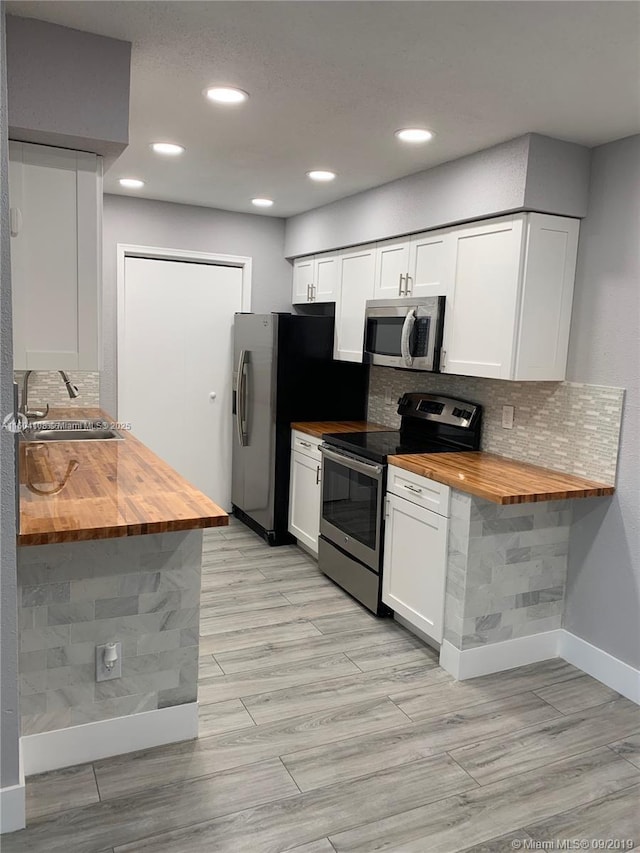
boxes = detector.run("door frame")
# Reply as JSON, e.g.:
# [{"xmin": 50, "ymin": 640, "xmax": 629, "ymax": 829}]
[{"xmin": 116, "ymin": 243, "xmax": 252, "ymax": 417}]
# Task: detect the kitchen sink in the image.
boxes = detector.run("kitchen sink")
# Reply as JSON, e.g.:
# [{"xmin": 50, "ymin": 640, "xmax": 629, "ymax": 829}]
[{"xmin": 21, "ymin": 420, "xmax": 124, "ymax": 442}]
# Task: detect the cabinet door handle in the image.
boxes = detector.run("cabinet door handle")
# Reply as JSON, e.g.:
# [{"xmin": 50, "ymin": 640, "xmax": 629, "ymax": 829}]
[
  {"xmin": 405, "ymin": 274, "xmax": 413, "ymax": 295},
  {"xmin": 311, "ymin": 284, "xmax": 316, "ymax": 302},
  {"xmin": 316, "ymin": 465, "xmax": 321, "ymax": 485},
  {"xmin": 306, "ymin": 284, "xmax": 311, "ymax": 301},
  {"xmin": 404, "ymin": 483, "xmax": 423, "ymax": 494},
  {"xmin": 299, "ymin": 440, "xmax": 312, "ymax": 449},
  {"xmin": 441, "ymin": 349, "xmax": 447, "ymax": 370},
  {"xmin": 398, "ymin": 273, "xmax": 405, "ymax": 296},
  {"xmin": 385, "ymin": 499, "xmax": 390, "ymax": 518}
]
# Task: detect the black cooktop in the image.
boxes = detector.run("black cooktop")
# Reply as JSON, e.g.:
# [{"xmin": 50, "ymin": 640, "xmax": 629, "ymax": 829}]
[{"xmin": 322, "ymin": 430, "xmax": 459, "ymax": 465}]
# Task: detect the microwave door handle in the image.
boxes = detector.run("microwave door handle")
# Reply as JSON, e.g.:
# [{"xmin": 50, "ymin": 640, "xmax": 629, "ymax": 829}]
[{"xmin": 400, "ymin": 309, "xmax": 416, "ymax": 367}]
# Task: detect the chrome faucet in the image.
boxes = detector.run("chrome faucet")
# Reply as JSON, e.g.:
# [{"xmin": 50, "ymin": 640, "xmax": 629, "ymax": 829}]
[
  {"xmin": 59, "ymin": 371, "xmax": 80, "ymax": 400},
  {"xmin": 20, "ymin": 370, "xmax": 80, "ymax": 420},
  {"xmin": 20, "ymin": 371, "xmax": 48, "ymax": 420}
]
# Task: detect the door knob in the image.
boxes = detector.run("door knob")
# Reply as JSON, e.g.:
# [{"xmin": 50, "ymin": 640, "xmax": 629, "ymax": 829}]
[{"xmin": 209, "ymin": 392, "xmax": 217, "ymax": 400}]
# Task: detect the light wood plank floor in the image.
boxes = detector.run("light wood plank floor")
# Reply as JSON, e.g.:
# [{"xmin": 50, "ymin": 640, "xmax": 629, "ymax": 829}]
[{"xmin": 7, "ymin": 520, "xmax": 640, "ymax": 852}]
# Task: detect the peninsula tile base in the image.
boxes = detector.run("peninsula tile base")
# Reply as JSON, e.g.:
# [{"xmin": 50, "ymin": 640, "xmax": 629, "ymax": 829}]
[{"xmin": 17, "ymin": 530, "xmax": 202, "ymax": 736}]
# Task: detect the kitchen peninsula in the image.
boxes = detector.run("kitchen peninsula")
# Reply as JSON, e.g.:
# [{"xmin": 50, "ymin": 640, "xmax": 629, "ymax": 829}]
[{"xmin": 17, "ymin": 408, "xmax": 227, "ymax": 775}]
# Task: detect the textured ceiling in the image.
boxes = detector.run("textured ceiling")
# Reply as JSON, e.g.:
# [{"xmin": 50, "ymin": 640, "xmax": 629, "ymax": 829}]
[{"xmin": 7, "ymin": 1, "xmax": 640, "ymax": 217}]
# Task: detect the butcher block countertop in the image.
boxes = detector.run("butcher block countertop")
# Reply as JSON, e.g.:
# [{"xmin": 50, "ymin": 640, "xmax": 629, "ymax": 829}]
[
  {"xmin": 291, "ymin": 420, "xmax": 389, "ymax": 438},
  {"xmin": 19, "ymin": 408, "xmax": 228, "ymax": 546},
  {"xmin": 388, "ymin": 451, "xmax": 615, "ymax": 505}
]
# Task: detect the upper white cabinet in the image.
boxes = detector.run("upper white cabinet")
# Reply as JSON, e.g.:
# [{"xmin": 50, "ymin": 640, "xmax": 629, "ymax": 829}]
[
  {"xmin": 290, "ymin": 211, "xmax": 579, "ymax": 379},
  {"xmin": 9, "ymin": 141, "xmax": 102, "ymax": 371},
  {"xmin": 408, "ymin": 229, "xmax": 454, "ymax": 299},
  {"xmin": 442, "ymin": 213, "xmax": 579, "ymax": 381},
  {"xmin": 334, "ymin": 244, "xmax": 375, "ymax": 362},
  {"xmin": 292, "ymin": 252, "xmax": 339, "ymax": 304},
  {"xmin": 373, "ymin": 230, "xmax": 453, "ymax": 300},
  {"xmin": 373, "ymin": 238, "xmax": 411, "ymax": 298},
  {"xmin": 292, "ymin": 256, "xmax": 314, "ymax": 303}
]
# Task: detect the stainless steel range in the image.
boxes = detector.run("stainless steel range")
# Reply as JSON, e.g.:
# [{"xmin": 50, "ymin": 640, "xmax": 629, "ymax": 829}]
[{"xmin": 318, "ymin": 393, "xmax": 482, "ymax": 615}]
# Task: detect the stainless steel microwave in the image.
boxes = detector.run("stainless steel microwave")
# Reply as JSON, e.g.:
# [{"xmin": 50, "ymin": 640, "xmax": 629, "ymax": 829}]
[{"xmin": 363, "ymin": 296, "xmax": 446, "ymax": 371}]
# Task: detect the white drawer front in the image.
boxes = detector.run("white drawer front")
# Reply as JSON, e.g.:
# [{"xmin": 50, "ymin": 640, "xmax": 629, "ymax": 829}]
[
  {"xmin": 387, "ymin": 464, "xmax": 450, "ymax": 517},
  {"xmin": 291, "ymin": 430, "xmax": 322, "ymax": 462}
]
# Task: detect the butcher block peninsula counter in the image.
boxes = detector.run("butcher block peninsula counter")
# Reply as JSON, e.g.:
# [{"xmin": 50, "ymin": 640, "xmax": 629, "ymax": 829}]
[
  {"xmin": 16, "ymin": 409, "xmax": 227, "ymax": 754},
  {"xmin": 389, "ymin": 451, "xmax": 615, "ymax": 505},
  {"xmin": 19, "ymin": 408, "xmax": 228, "ymax": 546}
]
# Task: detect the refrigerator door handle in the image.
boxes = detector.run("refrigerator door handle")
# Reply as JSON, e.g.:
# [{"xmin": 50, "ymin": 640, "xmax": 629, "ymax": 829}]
[{"xmin": 236, "ymin": 349, "xmax": 249, "ymax": 447}]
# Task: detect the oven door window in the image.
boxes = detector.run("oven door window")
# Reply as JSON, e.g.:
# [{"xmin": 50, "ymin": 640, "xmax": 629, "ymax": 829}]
[
  {"xmin": 322, "ymin": 457, "xmax": 379, "ymax": 550},
  {"xmin": 366, "ymin": 316, "xmax": 430, "ymax": 357}
]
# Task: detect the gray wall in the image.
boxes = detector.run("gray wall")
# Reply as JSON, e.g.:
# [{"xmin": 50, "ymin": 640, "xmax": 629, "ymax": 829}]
[
  {"xmin": 6, "ymin": 15, "xmax": 130, "ymax": 165},
  {"xmin": 0, "ymin": 3, "xmax": 20, "ymax": 794},
  {"xmin": 101, "ymin": 194, "xmax": 292, "ymax": 415},
  {"xmin": 564, "ymin": 134, "xmax": 640, "ymax": 669},
  {"xmin": 284, "ymin": 134, "xmax": 590, "ymax": 258}
]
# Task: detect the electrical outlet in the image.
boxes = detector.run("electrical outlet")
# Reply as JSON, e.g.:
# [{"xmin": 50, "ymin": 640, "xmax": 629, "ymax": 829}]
[
  {"xmin": 96, "ymin": 642, "xmax": 122, "ymax": 682},
  {"xmin": 502, "ymin": 405, "xmax": 515, "ymax": 429}
]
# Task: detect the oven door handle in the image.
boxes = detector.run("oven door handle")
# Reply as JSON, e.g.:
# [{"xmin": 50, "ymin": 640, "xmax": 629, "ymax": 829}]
[
  {"xmin": 320, "ymin": 445, "xmax": 384, "ymax": 478},
  {"xmin": 400, "ymin": 308, "xmax": 416, "ymax": 367}
]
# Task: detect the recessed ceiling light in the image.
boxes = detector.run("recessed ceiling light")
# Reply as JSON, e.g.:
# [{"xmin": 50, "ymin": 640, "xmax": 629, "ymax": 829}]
[
  {"xmin": 205, "ymin": 86, "xmax": 249, "ymax": 104},
  {"xmin": 251, "ymin": 198, "xmax": 274, "ymax": 208},
  {"xmin": 119, "ymin": 178, "xmax": 145, "ymax": 189},
  {"xmin": 307, "ymin": 170, "xmax": 336, "ymax": 182},
  {"xmin": 395, "ymin": 128, "xmax": 434, "ymax": 144},
  {"xmin": 151, "ymin": 142, "xmax": 185, "ymax": 156}
]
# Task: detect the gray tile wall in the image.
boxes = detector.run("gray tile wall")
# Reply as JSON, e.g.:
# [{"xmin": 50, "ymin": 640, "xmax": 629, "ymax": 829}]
[
  {"xmin": 14, "ymin": 370, "xmax": 100, "ymax": 409},
  {"xmin": 17, "ymin": 530, "xmax": 202, "ymax": 735},
  {"xmin": 368, "ymin": 367, "xmax": 624, "ymax": 483},
  {"xmin": 444, "ymin": 493, "xmax": 571, "ymax": 651}
]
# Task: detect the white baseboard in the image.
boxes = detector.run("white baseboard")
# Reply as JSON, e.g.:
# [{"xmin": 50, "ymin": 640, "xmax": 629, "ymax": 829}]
[
  {"xmin": 21, "ymin": 702, "xmax": 199, "ymax": 776},
  {"xmin": 440, "ymin": 631, "xmax": 562, "ymax": 680},
  {"xmin": 0, "ymin": 749, "xmax": 25, "ymax": 835},
  {"xmin": 439, "ymin": 631, "xmax": 640, "ymax": 705},
  {"xmin": 559, "ymin": 631, "xmax": 640, "ymax": 705}
]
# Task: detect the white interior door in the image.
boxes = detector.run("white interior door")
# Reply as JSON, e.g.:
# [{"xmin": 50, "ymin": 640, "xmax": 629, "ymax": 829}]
[{"xmin": 119, "ymin": 256, "xmax": 243, "ymax": 508}]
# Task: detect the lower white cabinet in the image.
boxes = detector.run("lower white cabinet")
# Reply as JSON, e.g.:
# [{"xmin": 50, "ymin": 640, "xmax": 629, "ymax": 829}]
[
  {"xmin": 382, "ymin": 467, "xmax": 450, "ymax": 643},
  {"xmin": 288, "ymin": 431, "xmax": 322, "ymax": 554}
]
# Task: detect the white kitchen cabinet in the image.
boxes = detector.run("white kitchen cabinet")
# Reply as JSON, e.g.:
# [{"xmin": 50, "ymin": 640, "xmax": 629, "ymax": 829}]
[
  {"xmin": 334, "ymin": 244, "xmax": 375, "ymax": 362},
  {"xmin": 442, "ymin": 213, "xmax": 579, "ymax": 380},
  {"xmin": 292, "ymin": 256, "xmax": 315, "ymax": 303},
  {"xmin": 288, "ymin": 431, "xmax": 322, "ymax": 554},
  {"xmin": 9, "ymin": 141, "xmax": 102, "ymax": 371},
  {"xmin": 408, "ymin": 229, "xmax": 454, "ymax": 298},
  {"xmin": 292, "ymin": 252, "xmax": 339, "ymax": 304},
  {"xmin": 373, "ymin": 238, "xmax": 411, "ymax": 299},
  {"xmin": 382, "ymin": 466, "xmax": 450, "ymax": 644},
  {"xmin": 373, "ymin": 229, "xmax": 452, "ymax": 301}
]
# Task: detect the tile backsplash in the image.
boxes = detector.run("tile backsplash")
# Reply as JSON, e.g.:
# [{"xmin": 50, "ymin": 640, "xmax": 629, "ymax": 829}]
[
  {"xmin": 14, "ymin": 370, "xmax": 100, "ymax": 409},
  {"xmin": 368, "ymin": 367, "xmax": 624, "ymax": 483}
]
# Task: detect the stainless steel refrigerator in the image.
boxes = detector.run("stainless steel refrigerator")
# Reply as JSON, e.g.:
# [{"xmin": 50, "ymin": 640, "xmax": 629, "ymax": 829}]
[{"xmin": 232, "ymin": 313, "xmax": 367, "ymax": 545}]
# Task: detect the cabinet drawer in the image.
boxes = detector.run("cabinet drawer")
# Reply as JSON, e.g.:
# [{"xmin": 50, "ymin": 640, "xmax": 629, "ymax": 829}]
[
  {"xmin": 387, "ymin": 464, "xmax": 450, "ymax": 517},
  {"xmin": 291, "ymin": 430, "xmax": 322, "ymax": 462}
]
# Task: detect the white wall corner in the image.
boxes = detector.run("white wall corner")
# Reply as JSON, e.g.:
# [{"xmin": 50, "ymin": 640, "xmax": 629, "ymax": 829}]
[
  {"xmin": 21, "ymin": 702, "xmax": 199, "ymax": 776},
  {"xmin": 559, "ymin": 631, "xmax": 640, "ymax": 705}
]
